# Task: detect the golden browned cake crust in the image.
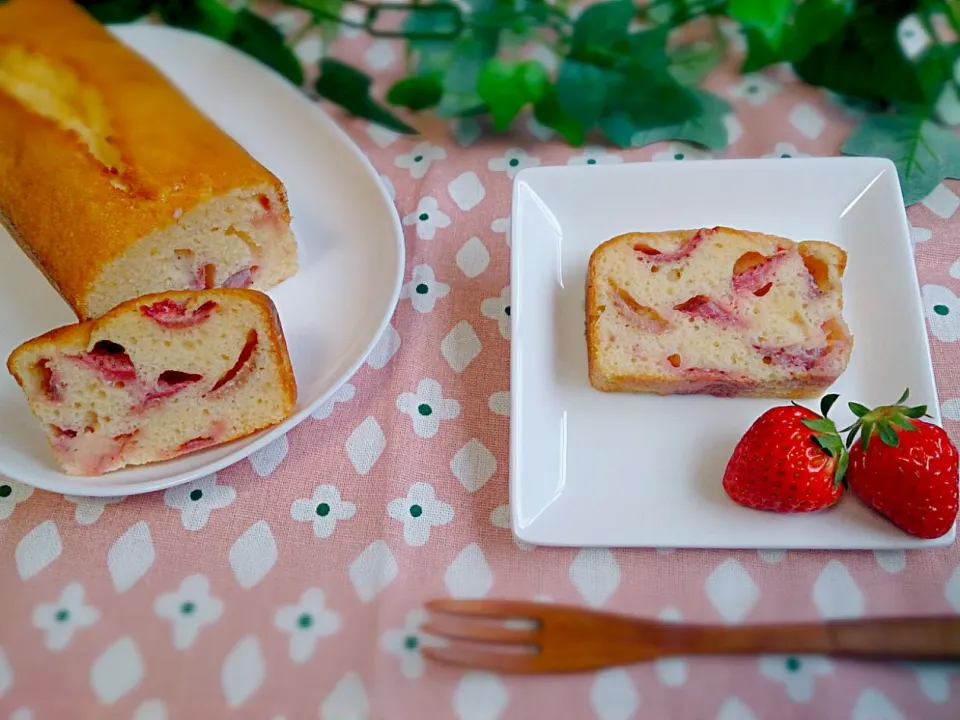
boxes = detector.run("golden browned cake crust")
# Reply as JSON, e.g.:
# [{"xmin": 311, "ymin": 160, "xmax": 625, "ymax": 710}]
[{"xmin": 0, "ymin": 0, "xmax": 296, "ymax": 319}]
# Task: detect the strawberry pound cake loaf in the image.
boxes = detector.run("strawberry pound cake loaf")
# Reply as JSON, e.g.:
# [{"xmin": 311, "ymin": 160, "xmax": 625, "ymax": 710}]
[
  {"xmin": 7, "ymin": 289, "xmax": 297, "ymax": 475},
  {"xmin": 586, "ymin": 226, "xmax": 852, "ymax": 398}
]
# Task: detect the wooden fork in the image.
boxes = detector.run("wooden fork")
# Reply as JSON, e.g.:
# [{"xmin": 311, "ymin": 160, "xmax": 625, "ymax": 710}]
[{"xmin": 422, "ymin": 599, "xmax": 960, "ymax": 674}]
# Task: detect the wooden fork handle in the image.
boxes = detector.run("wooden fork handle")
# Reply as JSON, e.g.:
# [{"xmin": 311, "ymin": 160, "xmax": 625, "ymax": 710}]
[{"xmin": 677, "ymin": 617, "xmax": 960, "ymax": 661}]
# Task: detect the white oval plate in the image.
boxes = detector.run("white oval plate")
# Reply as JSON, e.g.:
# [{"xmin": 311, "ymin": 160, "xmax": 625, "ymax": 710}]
[{"xmin": 0, "ymin": 26, "xmax": 404, "ymax": 497}]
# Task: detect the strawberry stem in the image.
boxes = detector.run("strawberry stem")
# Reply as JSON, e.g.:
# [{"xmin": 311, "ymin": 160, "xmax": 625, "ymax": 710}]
[
  {"xmin": 800, "ymin": 393, "xmax": 849, "ymax": 487},
  {"xmin": 844, "ymin": 388, "xmax": 927, "ymax": 451}
]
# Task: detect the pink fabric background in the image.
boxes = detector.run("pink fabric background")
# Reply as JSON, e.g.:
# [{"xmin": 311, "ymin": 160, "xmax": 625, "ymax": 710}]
[{"xmin": 2, "ymin": 10, "xmax": 960, "ymax": 720}]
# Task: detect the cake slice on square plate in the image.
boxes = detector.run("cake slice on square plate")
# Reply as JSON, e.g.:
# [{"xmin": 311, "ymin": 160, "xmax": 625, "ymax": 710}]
[{"xmin": 586, "ymin": 226, "xmax": 852, "ymax": 398}]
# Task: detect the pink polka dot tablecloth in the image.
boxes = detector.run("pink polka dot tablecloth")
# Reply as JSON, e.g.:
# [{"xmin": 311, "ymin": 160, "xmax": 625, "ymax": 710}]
[{"xmin": 2, "ymin": 11, "xmax": 960, "ymax": 720}]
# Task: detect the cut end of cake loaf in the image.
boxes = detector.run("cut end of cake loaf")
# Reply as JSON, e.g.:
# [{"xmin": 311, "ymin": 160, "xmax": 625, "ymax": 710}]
[
  {"xmin": 81, "ymin": 186, "xmax": 299, "ymax": 319},
  {"xmin": 585, "ymin": 226, "xmax": 852, "ymax": 399},
  {"xmin": 7, "ymin": 289, "xmax": 297, "ymax": 475}
]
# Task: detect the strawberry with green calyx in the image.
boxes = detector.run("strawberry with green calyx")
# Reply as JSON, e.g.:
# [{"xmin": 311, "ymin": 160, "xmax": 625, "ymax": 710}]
[
  {"xmin": 844, "ymin": 389, "xmax": 959, "ymax": 540},
  {"xmin": 722, "ymin": 393, "xmax": 849, "ymax": 513}
]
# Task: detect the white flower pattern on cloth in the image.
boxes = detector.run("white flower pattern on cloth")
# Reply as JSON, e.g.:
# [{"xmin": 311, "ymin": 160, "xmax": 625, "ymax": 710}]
[
  {"xmin": 32, "ymin": 583, "xmax": 99, "ymax": 652},
  {"xmin": 491, "ymin": 217, "xmax": 511, "ymax": 246},
  {"xmin": 270, "ymin": 8, "xmax": 310, "ymax": 35},
  {"xmin": 763, "ymin": 142, "xmax": 810, "ymax": 159},
  {"xmin": 311, "ymin": 383, "xmax": 356, "ymax": 420},
  {"xmin": 718, "ymin": 17, "xmax": 748, "ymax": 52},
  {"xmin": 759, "ymin": 655, "xmax": 834, "ymax": 702},
  {"xmin": 402, "ymin": 197, "xmax": 451, "ymax": 240},
  {"xmin": 381, "ymin": 607, "xmax": 444, "ymax": 678},
  {"xmin": 911, "ymin": 226, "xmax": 933, "ymax": 245},
  {"xmin": 922, "ymin": 285, "xmax": 960, "ymax": 342},
  {"xmin": 395, "ymin": 142, "xmax": 447, "ymax": 179},
  {"xmin": 0, "ymin": 478, "xmax": 33, "ymax": 520},
  {"xmin": 164, "ymin": 475, "xmax": 236, "ymax": 531},
  {"xmin": 397, "ymin": 379, "xmax": 461, "ymax": 438},
  {"xmin": 387, "ymin": 482, "xmax": 454, "ymax": 546},
  {"xmin": 399, "ymin": 264, "xmax": 451, "ymax": 313},
  {"xmin": 652, "ymin": 143, "xmax": 713, "ymax": 162},
  {"xmin": 727, "ymin": 74, "xmax": 781, "ymax": 105},
  {"xmin": 63, "ymin": 495, "xmax": 125, "ymax": 525},
  {"xmin": 568, "ymin": 146, "xmax": 623, "ymax": 165},
  {"xmin": 481, "ymin": 286, "xmax": 512, "ymax": 339},
  {"xmin": 897, "ymin": 15, "xmax": 932, "ymax": 60},
  {"xmin": 290, "ymin": 485, "xmax": 356, "ymax": 538},
  {"xmin": 488, "ymin": 148, "xmax": 540, "ymax": 179},
  {"xmin": 154, "ymin": 574, "xmax": 223, "ymax": 651},
  {"xmin": 274, "ymin": 588, "xmax": 341, "ymax": 663}
]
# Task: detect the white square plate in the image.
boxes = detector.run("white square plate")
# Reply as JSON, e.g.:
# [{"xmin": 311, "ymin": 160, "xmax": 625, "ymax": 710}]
[{"xmin": 509, "ymin": 157, "xmax": 953, "ymax": 550}]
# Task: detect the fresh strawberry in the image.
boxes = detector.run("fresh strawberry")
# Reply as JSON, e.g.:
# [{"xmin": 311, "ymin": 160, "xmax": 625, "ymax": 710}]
[
  {"xmin": 844, "ymin": 389, "xmax": 959, "ymax": 539},
  {"xmin": 722, "ymin": 394, "xmax": 849, "ymax": 512}
]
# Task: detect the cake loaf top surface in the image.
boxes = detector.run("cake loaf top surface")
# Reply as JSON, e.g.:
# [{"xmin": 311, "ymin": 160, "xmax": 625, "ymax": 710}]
[
  {"xmin": 0, "ymin": 0, "xmax": 286, "ymax": 305},
  {"xmin": 0, "ymin": 0, "xmax": 279, "ymax": 202}
]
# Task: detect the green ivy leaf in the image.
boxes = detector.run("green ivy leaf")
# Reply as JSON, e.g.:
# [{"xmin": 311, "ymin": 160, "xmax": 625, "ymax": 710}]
[
  {"xmin": 741, "ymin": 0, "xmax": 851, "ymax": 73},
  {"xmin": 570, "ymin": 0, "xmax": 635, "ymax": 59},
  {"xmin": 477, "ymin": 59, "xmax": 548, "ymax": 130},
  {"xmin": 669, "ymin": 38, "xmax": 725, "ymax": 85},
  {"xmin": 728, "ymin": 0, "xmax": 792, "ymax": 48},
  {"xmin": 841, "ymin": 114, "xmax": 960, "ymax": 205},
  {"xmin": 402, "ymin": 2, "xmax": 463, "ymax": 43},
  {"xmin": 789, "ymin": 0, "xmax": 852, "ymax": 61},
  {"xmin": 914, "ymin": 44, "xmax": 959, "ymax": 108},
  {"xmin": 230, "ymin": 10, "xmax": 304, "ymax": 86},
  {"xmin": 948, "ymin": 0, "xmax": 960, "ymax": 33},
  {"xmin": 556, "ymin": 59, "xmax": 615, "ymax": 130},
  {"xmin": 794, "ymin": 5, "xmax": 931, "ymax": 106},
  {"xmin": 78, "ymin": 0, "xmax": 155, "ymax": 24},
  {"xmin": 616, "ymin": 63, "xmax": 701, "ymax": 130},
  {"xmin": 157, "ymin": 0, "xmax": 237, "ymax": 40},
  {"xmin": 740, "ymin": 28, "xmax": 777, "ymax": 73},
  {"xmin": 598, "ymin": 111, "xmax": 638, "ymax": 148},
  {"xmin": 626, "ymin": 89, "xmax": 729, "ymax": 148},
  {"xmin": 434, "ymin": 38, "xmax": 493, "ymax": 117},
  {"xmin": 624, "ymin": 27, "xmax": 672, "ymax": 71},
  {"xmin": 533, "ymin": 84, "xmax": 586, "ymax": 146},
  {"xmin": 288, "ymin": 0, "xmax": 345, "ymax": 42},
  {"xmin": 387, "ymin": 75, "xmax": 445, "ymax": 111},
  {"xmin": 315, "ymin": 58, "xmax": 416, "ymax": 134}
]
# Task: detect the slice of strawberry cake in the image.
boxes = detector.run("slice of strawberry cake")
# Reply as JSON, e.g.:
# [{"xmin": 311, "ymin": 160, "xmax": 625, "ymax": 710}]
[
  {"xmin": 7, "ymin": 289, "xmax": 297, "ymax": 475},
  {"xmin": 586, "ymin": 226, "xmax": 852, "ymax": 398}
]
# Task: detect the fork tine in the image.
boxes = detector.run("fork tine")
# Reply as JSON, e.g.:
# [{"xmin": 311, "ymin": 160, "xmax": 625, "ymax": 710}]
[
  {"xmin": 426, "ymin": 599, "xmax": 540, "ymax": 620},
  {"xmin": 422, "ymin": 645, "xmax": 541, "ymax": 673},
  {"xmin": 422, "ymin": 620, "xmax": 539, "ymax": 645}
]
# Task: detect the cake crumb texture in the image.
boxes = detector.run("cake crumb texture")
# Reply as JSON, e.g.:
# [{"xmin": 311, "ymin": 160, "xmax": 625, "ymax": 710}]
[
  {"xmin": 586, "ymin": 226, "xmax": 852, "ymax": 398},
  {"xmin": 7, "ymin": 288, "xmax": 297, "ymax": 475}
]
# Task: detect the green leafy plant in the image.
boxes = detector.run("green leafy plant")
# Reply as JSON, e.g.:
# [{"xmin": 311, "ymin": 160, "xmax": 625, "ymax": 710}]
[{"xmin": 79, "ymin": 0, "xmax": 960, "ymax": 204}]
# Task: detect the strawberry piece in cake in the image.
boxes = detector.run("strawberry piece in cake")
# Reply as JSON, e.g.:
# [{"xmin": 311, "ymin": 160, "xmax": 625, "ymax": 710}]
[
  {"xmin": 585, "ymin": 226, "xmax": 852, "ymax": 398},
  {"xmin": 7, "ymin": 289, "xmax": 297, "ymax": 475}
]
